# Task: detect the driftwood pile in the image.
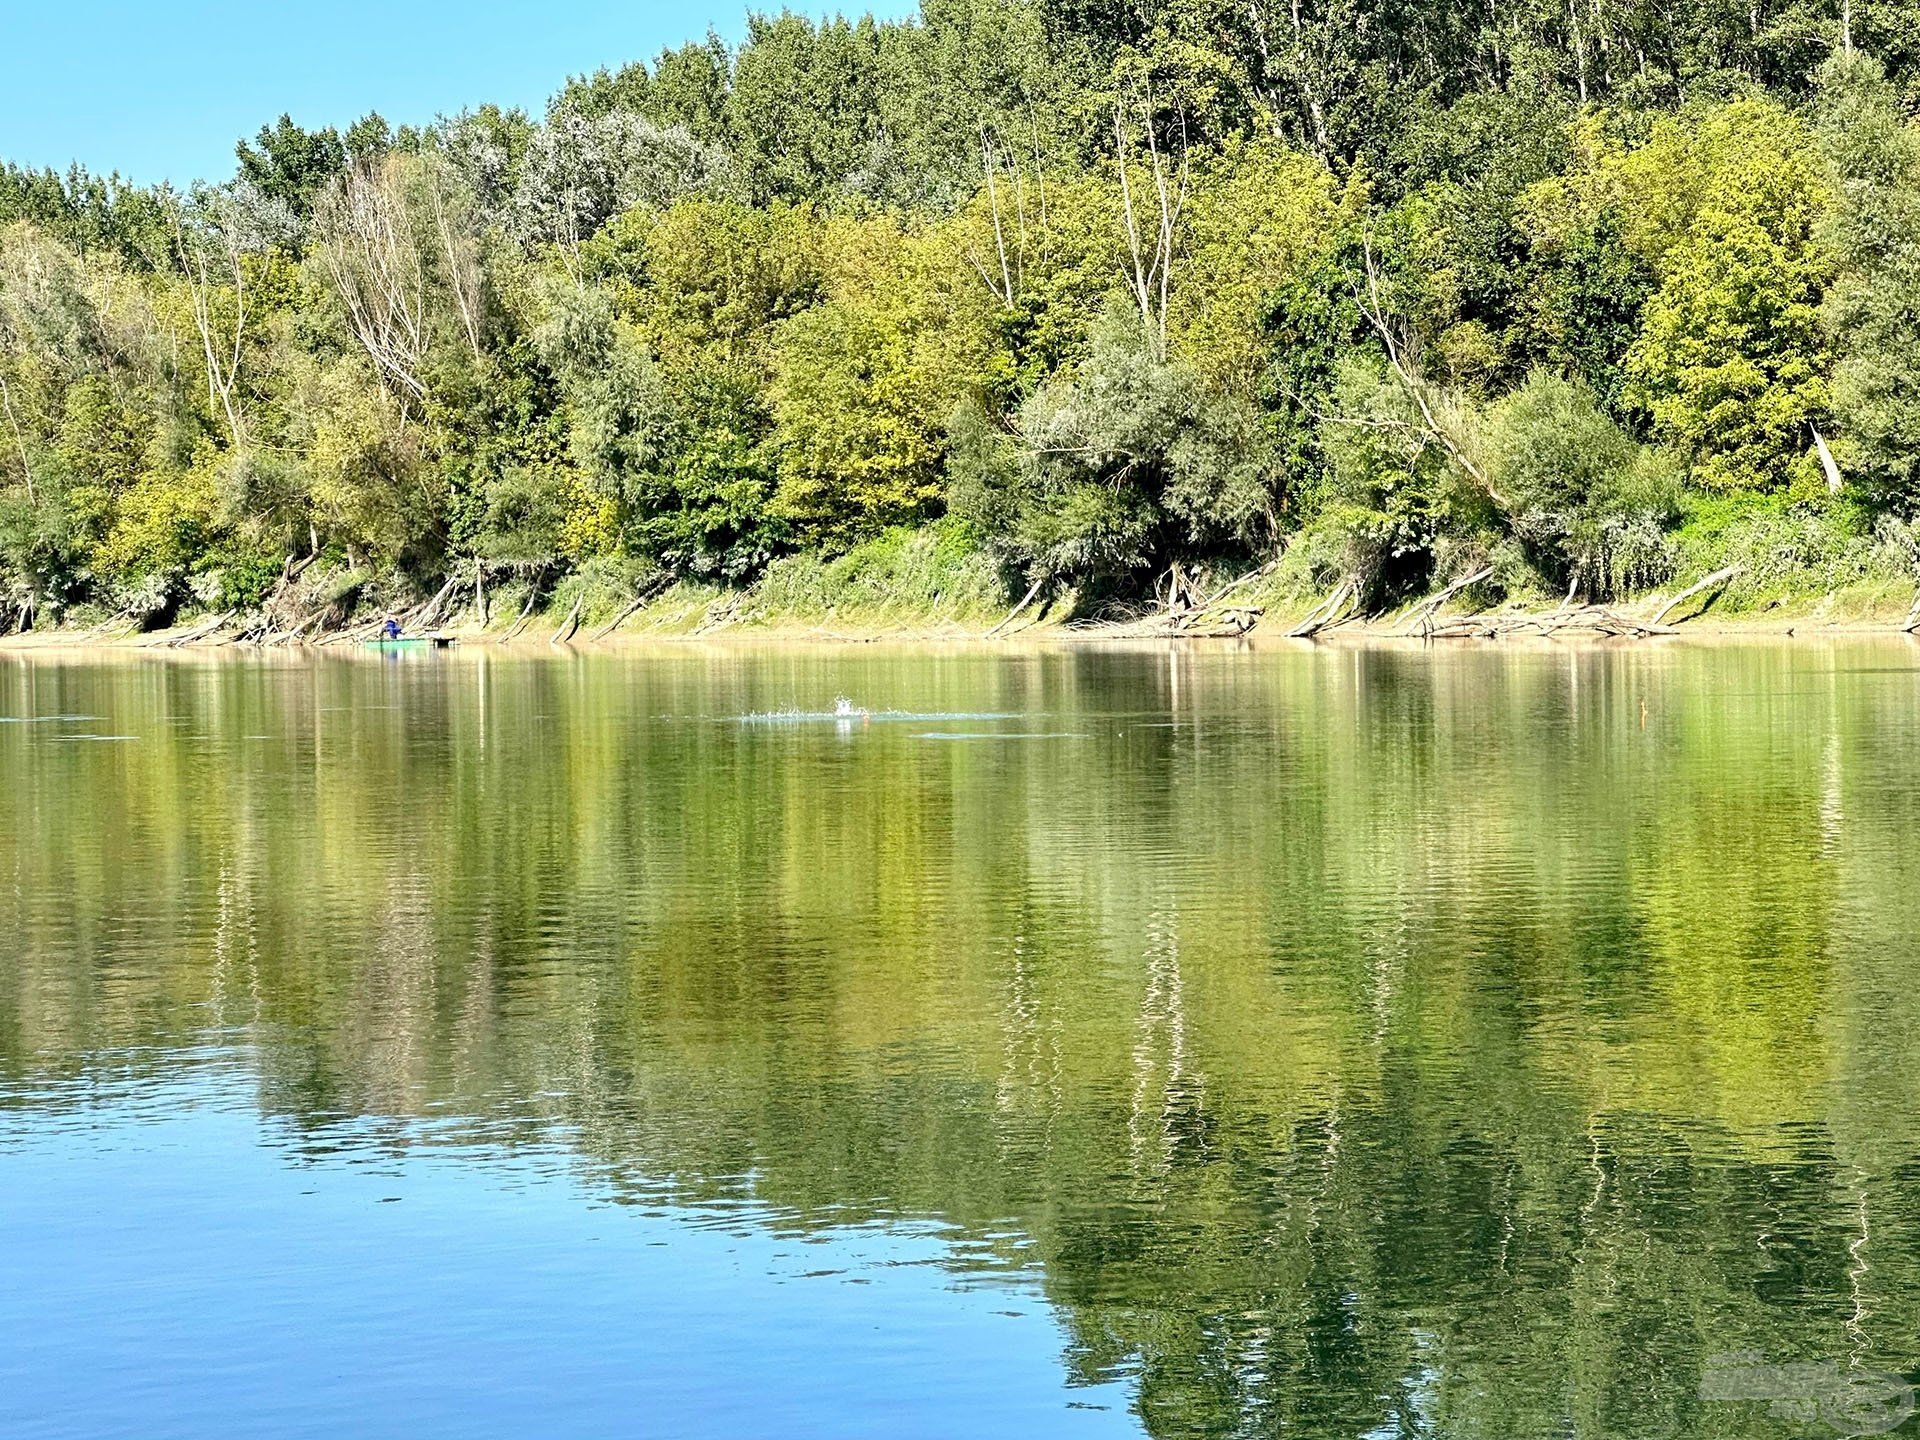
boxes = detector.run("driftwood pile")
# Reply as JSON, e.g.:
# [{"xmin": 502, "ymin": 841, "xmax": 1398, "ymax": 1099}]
[
  {"xmin": 1290, "ymin": 564, "xmax": 1747, "ymax": 642},
  {"xmin": 1162, "ymin": 560, "xmax": 1273, "ymax": 636},
  {"xmin": 1412, "ymin": 605, "xmax": 1680, "ymax": 640},
  {"xmin": 134, "ymin": 555, "xmax": 488, "ymax": 648},
  {"xmin": 1065, "ymin": 561, "xmax": 1275, "ymax": 639},
  {"xmin": 691, "ymin": 593, "xmax": 747, "ymax": 636}
]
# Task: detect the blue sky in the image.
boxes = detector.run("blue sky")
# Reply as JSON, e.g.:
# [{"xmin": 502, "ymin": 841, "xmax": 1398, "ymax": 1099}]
[{"xmin": 2, "ymin": 1, "xmax": 915, "ymax": 187}]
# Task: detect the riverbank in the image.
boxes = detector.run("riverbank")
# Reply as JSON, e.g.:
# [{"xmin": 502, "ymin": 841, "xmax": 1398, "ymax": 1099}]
[{"xmin": 7, "ymin": 566, "xmax": 1918, "ymax": 651}]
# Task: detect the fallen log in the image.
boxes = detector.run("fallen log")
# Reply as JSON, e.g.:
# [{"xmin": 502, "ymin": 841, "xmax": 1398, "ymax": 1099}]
[
  {"xmin": 1094, "ymin": 603, "xmax": 1266, "ymax": 640},
  {"xmin": 318, "ymin": 614, "xmax": 390, "ymax": 647},
  {"xmin": 1288, "ymin": 579, "xmax": 1357, "ymax": 639},
  {"xmin": 586, "ymin": 576, "xmax": 671, "ymax": 641},
  {"xmin": 407, "ymin": 576, "xmax": 461, "ymax": 631},
  {"xmin": 985, "ymin": 577, "xmax": 1046, "ymax": 638},
  {"xmin": 1195, "ymin": 559, "xmax": 1278, "ymax": 611},
  {"xmin": 502, "ymin": 576, "xmax": 544, "ymax": 640},
  {"xmin": 263, "ymin": 612, "xmax": 326, "ymax": 646},
  {"xmin": 550, "ymin": 592, "xmax": 585, "ymax": 645},
  {"xmin": 160, "ymin": 610, "xmax": 235, "ymax": 648},
  {"xmin": 692, "ymin": 594, "xmax": 745, "ymax": 636},
  {"xmin": 1421, "ymin": 604, "xmax": 1678, "ymax": 641},
  {"xmin": 1206, "ymin": 606, "xmax": 1262, "ymax": 636},
  {"xmin": 82, "ymin": 609, "xmax": 141, "ymax": 642},
  {"xmin": 1650, "ymin": 565, "xmax": 1741, "ymax": 627},
  {"xmin": 1397, "ymin": 564, "xmax": 1495, "ymax": 635}
]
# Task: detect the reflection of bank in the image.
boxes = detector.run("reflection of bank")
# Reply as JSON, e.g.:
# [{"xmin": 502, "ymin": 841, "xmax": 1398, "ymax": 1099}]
[{"xmin": 1701, "ymin": 1352, "xmax": 1916, "ymax": 1435}]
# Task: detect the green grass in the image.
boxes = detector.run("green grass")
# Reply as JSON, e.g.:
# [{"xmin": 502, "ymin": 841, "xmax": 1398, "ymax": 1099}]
[
  {"xmin": 741, "ymin": 521, "xmax": 1013, "ymax": 630},
  {"xmin": 489, "ymin": 522, "xmax": 1015, "ymax": 638},
  {"xmin": 1670, "ymin": 493, "xmax": 1917, "ymax": 617}
]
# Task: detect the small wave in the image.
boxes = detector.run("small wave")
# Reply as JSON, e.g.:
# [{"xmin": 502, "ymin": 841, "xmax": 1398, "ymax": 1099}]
[
  {"xmin": 734, "ymin": 709, "xmax": 1020, "ymax": 724},
  {"xmin": 914, "ymin": 732, "xmax": 1084, "ymax": 741}
]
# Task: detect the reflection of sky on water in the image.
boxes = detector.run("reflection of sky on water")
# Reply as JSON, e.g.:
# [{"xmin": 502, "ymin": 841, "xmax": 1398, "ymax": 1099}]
[{"xmin": 0, "ymin": 1066, "xmax": 1137, "ymax": 1440}]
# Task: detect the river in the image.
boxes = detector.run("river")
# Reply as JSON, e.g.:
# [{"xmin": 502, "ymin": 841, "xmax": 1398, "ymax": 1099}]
[{"xmin": 4, "ymin": 639, "xmax": 1919, "ymax": 1438}]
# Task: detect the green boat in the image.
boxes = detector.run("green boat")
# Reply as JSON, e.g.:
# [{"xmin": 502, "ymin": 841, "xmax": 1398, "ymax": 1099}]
[{"xmin": 364, "ymin": 634, "xmax": 457, "ymax": 649}]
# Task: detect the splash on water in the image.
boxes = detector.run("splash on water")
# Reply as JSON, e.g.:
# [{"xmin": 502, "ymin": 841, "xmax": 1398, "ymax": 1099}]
[{"xmin": 733, "ymin": 704, "xmax": 1022, "ymax": 725}]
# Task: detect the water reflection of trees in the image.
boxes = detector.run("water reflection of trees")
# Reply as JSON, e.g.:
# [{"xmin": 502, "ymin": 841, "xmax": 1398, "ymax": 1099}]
[{"xmin": 4, "ymin": 643, "xmax": 1920, "ymax": 1438}]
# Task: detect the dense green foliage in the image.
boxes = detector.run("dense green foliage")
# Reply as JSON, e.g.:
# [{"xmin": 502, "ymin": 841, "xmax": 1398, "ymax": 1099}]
[{"xmin": 5, "ymin": 3, "xmax": 1920, "ymax": 628}]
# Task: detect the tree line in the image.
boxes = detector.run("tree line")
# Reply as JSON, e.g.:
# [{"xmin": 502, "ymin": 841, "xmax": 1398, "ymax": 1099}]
[{"xmin": 3, "ymin": 0, "xmax": 1920, "ymax": 630}]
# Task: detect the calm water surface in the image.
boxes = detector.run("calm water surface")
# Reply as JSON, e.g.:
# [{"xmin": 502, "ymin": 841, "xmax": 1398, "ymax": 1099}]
[{"xmin": 5, "ymin": 639, "xmax": 1920, "ymax": 1439}]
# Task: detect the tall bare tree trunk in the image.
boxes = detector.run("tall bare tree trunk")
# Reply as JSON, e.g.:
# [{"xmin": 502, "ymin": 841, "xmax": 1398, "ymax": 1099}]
[
  {"xmin": 0, "ymin": 369, "xmax": 34, "ymax": 503},
  {"xmin": 1113, "ymin": 84, "xmax": 1189, "ymax": 361}
]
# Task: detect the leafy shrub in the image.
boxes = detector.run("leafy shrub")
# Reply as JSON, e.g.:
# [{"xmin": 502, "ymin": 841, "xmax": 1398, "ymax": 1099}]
[
  {"xmin": 1672, "ymin": 493, "xmax": 1905, "ymax": 606},
  {"xmin": 954, "ymin": 310, "xmax": 1281, "ymax": 593},
  {"xmin": 1484, "ymin": 370, "xmax": 1680, "ymax": 597}
]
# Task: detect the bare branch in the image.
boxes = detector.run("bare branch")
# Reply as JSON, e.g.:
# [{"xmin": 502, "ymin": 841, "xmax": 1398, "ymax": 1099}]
[
  {"xmin": 0, "ymin": 369, "xmax": 35, "ymax": 503},
  {"xmin": 168, "ymin": 192, "xmax": 247, "ymax": 445},
  {"xmin": 1355, "ymin": 228, "xmax": 1506, "ymax": 508},
  {"xmin": 314, "ymin": 157, "xmax": 433, "ymax": 405},
  {"xmin": 1112, "ymin": 81, "xmax": 1189, "ymax": 361},
  {"xmin": 981, "ymin": 122, "xmax": 1015, "ymax": 308}
]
